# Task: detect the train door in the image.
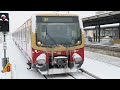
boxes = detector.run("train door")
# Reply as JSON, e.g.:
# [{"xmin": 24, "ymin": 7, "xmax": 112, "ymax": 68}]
[
  {"xmin": 25, "ymin": 22, "xmax": 28, "ymax": 52},
  {"xmin": 20, "ymin": 28, "xmax": 22, "ymax": 48},
  {"xmin": 27, "ymin": 20, "xmax": 32, "ymax": 60},
  {"xmin": 23, "ymin": 24, "xmax": 26, "ymax": 52},
  {"xmin": 21, "ymin": 27, "xmax": 24, "ymax": 49},
  {"xmin": 25, "ymin": 23, "xmax": 27, "ymax": 52},
  {"xmin": 26, "ymin": 26, "xmax": 29, "ymax": 56},
  {"xmin": 26, "ymin": 27, "xmax": 28, "ymax": 52}
]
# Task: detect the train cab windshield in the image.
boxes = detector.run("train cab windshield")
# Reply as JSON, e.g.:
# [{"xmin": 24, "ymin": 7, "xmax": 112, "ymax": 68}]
[{"xmin": 36, "ymin": 16, "xmax": 82, "ymax": 47}]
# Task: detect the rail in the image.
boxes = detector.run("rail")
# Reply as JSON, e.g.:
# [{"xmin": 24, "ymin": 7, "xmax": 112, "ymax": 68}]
[{"xmin": 79, "ymin": 68, "xmax": 101, "ymax": 79}]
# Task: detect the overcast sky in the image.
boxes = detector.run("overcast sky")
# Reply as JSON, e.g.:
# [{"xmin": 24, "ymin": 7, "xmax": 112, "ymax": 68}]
[{"xmin": 0, "ymin": 11, "xmax": 97, "ymax": 33}]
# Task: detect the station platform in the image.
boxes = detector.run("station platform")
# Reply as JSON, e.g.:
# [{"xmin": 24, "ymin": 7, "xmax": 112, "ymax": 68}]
[{"xmin": 85, "ymin": 42, "xmax": 120, "ymax": 58}]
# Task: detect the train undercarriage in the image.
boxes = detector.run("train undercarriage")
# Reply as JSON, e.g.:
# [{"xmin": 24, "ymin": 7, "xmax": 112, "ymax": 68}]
[{"xmin": 27, "ymin": 55, "xmax": 83, "ymax": 75}]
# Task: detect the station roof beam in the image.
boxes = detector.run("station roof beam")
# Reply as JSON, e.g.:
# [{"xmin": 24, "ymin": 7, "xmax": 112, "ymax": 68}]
[{"xmin": 82, "ymin": 11, "xmax": 120, "ymax": 27}]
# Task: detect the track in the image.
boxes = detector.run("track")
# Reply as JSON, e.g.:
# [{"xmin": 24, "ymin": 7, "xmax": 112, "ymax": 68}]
[
  {"xmin": 67, "ymin": 73, "xmax": 77, "ymax": 79},
  {"xmin": 37, "ymin": 67, "xmax": 77, "ymax": 79},
  {"xmin": 43, "ymin": 75, "xmax": 48, "ymax": 79},
  {"xmin": 79, "ymin": 68, "xmax": 101, "ymax": 79},
  {"xmin": 37, "ymin": 67, "xmax": 101, "ymax": 79},
  {"xmin": 42, "ymin": 73, "xmax": 77, "ymax": 79}
]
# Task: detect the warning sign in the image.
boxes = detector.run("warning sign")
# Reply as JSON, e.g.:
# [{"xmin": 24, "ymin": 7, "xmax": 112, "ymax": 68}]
[{"xmin": 3, "ymin": 63, "xmax": 11, "ymax": 72}]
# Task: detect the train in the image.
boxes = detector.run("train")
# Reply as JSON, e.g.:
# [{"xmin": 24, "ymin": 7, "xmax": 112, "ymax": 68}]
[{"xmin": 12, "ymin": 13, "xmax": 84, "ymax": 75}]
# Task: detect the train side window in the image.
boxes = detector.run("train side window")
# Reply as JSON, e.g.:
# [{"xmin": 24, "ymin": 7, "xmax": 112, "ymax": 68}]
[
  {"xmin": 22, "ymin": 29, "xmax": 23, "ymax": 42},
  {"xmin": 20, "ymin": 29, "xmax": 21, "ymax": 41},
  {"xmin": 18, "ymin": 32, "xmax": 19, "ymax": 40},
  {"xmin": 30, "ymin": 24, "xmax": 32, "ymax": 42},
  {"xmin": 26, "ymin": 27, "xmax": 28, "ymax": 43},
  {"xmin": 25, "ymin": 25, "xmax": 27, "ymax": 41},
  {"xmin": 23, "ymin": 28, "xmax": 25, "ymax": 41},
  {"xmin": 21, "ymin": 29, "xmax": 22, "ymax": 42},
  {"xmin": 16, "ymin": 32, "xmax": 17, "ymax": 38}
]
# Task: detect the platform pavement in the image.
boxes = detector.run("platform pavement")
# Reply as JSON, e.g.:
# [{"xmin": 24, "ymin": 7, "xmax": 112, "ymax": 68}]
[{"xmin": 85, "ymin": 50, "xmax": 120, "ymax": 67}]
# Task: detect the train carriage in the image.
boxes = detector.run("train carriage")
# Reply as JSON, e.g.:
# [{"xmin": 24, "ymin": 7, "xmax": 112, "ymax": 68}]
[{"xmin": 12, "ymin": 13, "xmax": 84, "ymax": 75}]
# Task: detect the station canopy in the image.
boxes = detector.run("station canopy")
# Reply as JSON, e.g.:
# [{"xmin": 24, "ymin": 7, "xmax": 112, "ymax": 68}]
[{"xmin": 82, "ymin": 11, "xmax": 120, "ymax": 27}]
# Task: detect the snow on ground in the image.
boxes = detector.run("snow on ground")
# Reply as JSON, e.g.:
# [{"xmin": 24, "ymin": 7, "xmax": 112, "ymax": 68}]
[
  {"xmin": 44, "ymin": 74, "xmax": 75, "ymax": 79},
  {"xmin": 1, "ymin": 34, "xmax": 120, "ymax": 79},
  {"xmin": 85, "ymin": 50, "xmax": 120, "ymax": 67},
  {"xmin": 70, "ymin": 71, "xmax": 95, "ymax": 79},
  {"xmin": 82, "ymin": 58, "xmax": 120, "ymax": 79},
  {"xmin": 114, "ymin": 44, "xmax": 120, "ymax": 47},
  {"xmin": 0, "ymin": 38, "xmax": 11, "ymax": 79},
  {"xmin": 83, "ymin": 51, "xmax": 120, "ymax": 79},
  {"xmin": 0, "ymin": 41, "xmax": 11, "ymax": 79},
  {"xmin": 0, "ymin": 35, "xmax": 44, "ymax": 79}
]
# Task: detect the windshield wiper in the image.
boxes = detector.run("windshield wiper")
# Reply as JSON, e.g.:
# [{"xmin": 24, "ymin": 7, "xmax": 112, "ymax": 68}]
[{"xmin": 45, "ymin": 26, "xmax": 58, "ymax": 47}]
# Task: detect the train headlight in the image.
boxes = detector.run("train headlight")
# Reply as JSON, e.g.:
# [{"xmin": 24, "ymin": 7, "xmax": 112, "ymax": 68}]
[
  {"xmin": 36, "ymin": 53, "xmax": 46, "ymax": 64},
  {"xmin": 37, "ymin": 41, "xmax": 41, "ymax": 45},
  {"xmin": 76, "ymin": 41, "xmax": 81, "ymax": 45},
  {"xmin": 73, "ymin": 53, "xmax": 82, "ymax": 64}
]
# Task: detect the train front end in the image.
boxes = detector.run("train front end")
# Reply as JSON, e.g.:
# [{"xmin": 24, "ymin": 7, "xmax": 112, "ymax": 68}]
[{"xmin": 32, "ymin": 14, "xmax": 84, "ymax": 75}]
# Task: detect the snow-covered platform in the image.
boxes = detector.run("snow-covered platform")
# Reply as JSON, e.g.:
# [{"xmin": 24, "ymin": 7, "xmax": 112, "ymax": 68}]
[
  {"xmin": 0, "ymin": 35, "xmax": 44, "ymax": 79},
  {"xmin": 85, "ymin": 50, "xmax": 120, "ymax": 67},
  {"xmin": 85, "ymin": 41, "xmax": 120, "ymax": 58}
]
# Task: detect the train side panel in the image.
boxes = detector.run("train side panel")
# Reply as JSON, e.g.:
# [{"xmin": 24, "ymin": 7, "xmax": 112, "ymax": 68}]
[
  {"xmin": 26, "ymin": 19, "xmax": 32, "ymax": 62},
  {"xmin": 21, "ymin": 19, "xmax": 32, "ymax": 62},
  {"xmin": 12, "ymin": 18, "xmax": 33, "ymax": 63}
]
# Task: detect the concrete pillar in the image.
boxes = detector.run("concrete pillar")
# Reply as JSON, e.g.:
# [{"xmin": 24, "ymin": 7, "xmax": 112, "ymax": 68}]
[
  {"xmin": 95, "ymin": 25, "xmax": 101, "ymax": 42},
  {"xmin": 98, "ymin": 25, "xmax": 101, "ymax": 43},
  {"xmin": 93, "ymin": 32, "xmax": 95, "ymax": 42},
  {"xmin": 95, "ymin": 26, "xmax": 97, "ymax": 42},
  {"xmin": 119, "ymin": 23, "xmax": 120, "ymax": 39}
]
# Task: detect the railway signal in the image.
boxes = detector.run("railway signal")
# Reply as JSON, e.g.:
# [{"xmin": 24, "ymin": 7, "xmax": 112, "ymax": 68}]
[
  {"xmin": 0, "ymin": 13, "xmax": 9, "ymax": 32},
  {"xmin": 0, "ymin": 13, "xmax": 10, "ymax": 73}
]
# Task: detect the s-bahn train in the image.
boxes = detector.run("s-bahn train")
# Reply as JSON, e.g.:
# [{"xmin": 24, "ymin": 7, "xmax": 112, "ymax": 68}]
[{"xmin": 12, "ymin": 13, "xmax": 84, "ymax": 75}]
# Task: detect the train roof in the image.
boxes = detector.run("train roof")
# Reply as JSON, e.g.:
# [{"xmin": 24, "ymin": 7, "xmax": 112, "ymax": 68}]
[
  {"xmin": 14, "ymin": 13, "xmax": 79, "ymax": 33},
  {"xmin": 31, "ymin": 13, "xmax": 79, "ymax": 17}
]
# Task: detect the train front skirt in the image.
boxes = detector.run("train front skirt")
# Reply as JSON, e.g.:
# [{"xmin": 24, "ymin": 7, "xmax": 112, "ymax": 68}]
[{"xmin": 37, "ymin": 67, "xmax": 77, "ymax": 75}]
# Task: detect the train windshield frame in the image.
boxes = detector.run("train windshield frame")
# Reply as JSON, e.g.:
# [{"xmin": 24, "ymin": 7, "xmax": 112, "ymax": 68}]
[{"xmin": 36, "ymin": 16, "xmax": 82, "ymax": 47}]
